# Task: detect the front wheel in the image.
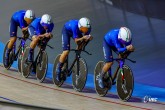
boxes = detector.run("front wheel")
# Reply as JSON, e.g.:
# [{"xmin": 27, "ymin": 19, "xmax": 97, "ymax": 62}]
[
  {"xmin": 116, "ymin": 65, "xmax": 134, "ymax": 101},
  {"xmin": 72, "ymin": 58, "xmax": 88, "ymax": 92},
  {"xmin": 36, "ymin": 51, "xmax": 48, "ymax": 83},
  {"xmin": 21, "ymin": 47, "xmax": 32, "ymax": 78},
  {"xmin": 52, "ymin": 54, "xmax": 67, "ymax": 87},
  {"xmin": 94, "ymin": 61, "xmax": 112, "ymax": 97},
  {"xmin": 3, "ymin": 41, "xmax": 14, "ymax": 69},
  {"xmin": 18, "ymin": 45, "xmax": 27, "ymax": 74}
]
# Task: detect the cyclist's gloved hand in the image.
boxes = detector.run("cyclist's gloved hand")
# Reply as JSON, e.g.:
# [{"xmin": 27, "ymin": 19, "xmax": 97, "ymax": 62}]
[
  {"xmin": 83, "ymin": 35, "xmax": 93, "ymax": 42},
  {"xmin": 126, "ymin": 44, "xmax": 135, "ymax": 52}
]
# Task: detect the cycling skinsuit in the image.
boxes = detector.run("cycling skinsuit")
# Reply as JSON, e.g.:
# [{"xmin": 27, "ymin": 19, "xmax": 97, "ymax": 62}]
[
  {"xmin": 10, "ymin": 10, "xmax": 28, "ymax": 37},
  {"xmin": 28, "ymin": 17, "xmax": 54, "ymax": 37},
  {"xmin": 103, "ymin": 29, "xmax": 131, "ymax": 62},
  {"xmin": 62, "ymin": 20, "xmax": 91, "ymax": 50}
]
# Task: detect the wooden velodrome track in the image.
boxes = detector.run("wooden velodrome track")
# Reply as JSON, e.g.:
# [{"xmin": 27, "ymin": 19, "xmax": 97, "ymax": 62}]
[{"xmin": 0, "ymin": 64, "xmax": 164, "ymax": 110}]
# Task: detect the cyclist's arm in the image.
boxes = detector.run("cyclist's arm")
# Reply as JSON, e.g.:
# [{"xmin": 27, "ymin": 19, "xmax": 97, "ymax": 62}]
[
  {"xmin": 114, "ymin": 41, "xmax": 127, "ymax": 53},
  {"xmin": 44, "ymin": 33, "xmax": 53, "ymax": 39},
  {"xmin": 21, "ymin": 27, "xmax": 29, "ymax": 38},
  {"xmin": 38, "ymin": 34, "xmax": 45, "ymax": 39},
  {"xmin": 76, "ymin": 37, "xmax": 91, "ymax": 50},
  {"xmin": 75, "ymin": 35, "xmax": 93, "ymax": 44},
  {"xmin": 116, "ymin": 45, "xmax": 134, "ymax": 53},
  {"xmin": 36, "ymin": 33, "xmax": 52, "ymax": 39},
  {"xmin": 119, "ymin": 46, "xmax": 135, "ymax": 58},
  {"xmin": 22, "ymin": 27, "xmax": 28, "ymax": 35},
  {"xmin": 74, "ymin": 37, "xmax": 85, "ymax": 44},
  {"xmin": 22, "ymin": 27, "xmax": 28, "ymax": 31},
  {"xmin": 19, "ymin": 16, "xmax": 28, "ymax": 32},
  {"xmin": 81, "ymin": 40, "xmax": 90, "ymax": 50},
  {"xmin": 45, "ymin": 23, "xmax": 54, "ymax": 39}
]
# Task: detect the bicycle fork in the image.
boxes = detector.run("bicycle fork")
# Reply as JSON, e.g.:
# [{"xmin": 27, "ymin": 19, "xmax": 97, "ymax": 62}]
[
  {"xmin": 67, "ymin": 55, "xmax": 80, "ymax": 85},
  {"xmin": 120, "ymin": 69, "xmax": 128, "ymax": 94},
  {"xmin": 119, "ymin": 61, "xmax": 128, "ymax": 94},
  {"xmin": 21, "ymin": 39, "xmax": 26, "ymax": 57},
  {"xmin": 76, "ymin": 57, "xmax": 80, "ymax": 85},
  {"xmin": 14, "ymin": 39, "xmax": 26, "ymax": 60},
  {"xmin": 36, "ymin": 50, "xmax": 43, "ymax": 69}
]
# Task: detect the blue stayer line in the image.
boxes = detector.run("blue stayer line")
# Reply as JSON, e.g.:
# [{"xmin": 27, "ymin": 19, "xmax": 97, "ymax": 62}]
[
  {"xmin": 0, "ymin": 96, "xmax": 19, "ymax": 103},
  {"xmin": 0, "ymin": 41, "xmax": 165, "ymax": 102}
]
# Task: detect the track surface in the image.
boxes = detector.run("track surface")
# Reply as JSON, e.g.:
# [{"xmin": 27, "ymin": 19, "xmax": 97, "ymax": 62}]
[{"xmin": 0, "ymin": 66, "xmax": 165, "ymax": 110}]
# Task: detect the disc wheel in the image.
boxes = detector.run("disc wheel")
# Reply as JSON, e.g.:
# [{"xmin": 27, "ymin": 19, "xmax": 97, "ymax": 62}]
[
  {"xmin": 116, "ymin": 65, "xmax": 134, "ymax": 101},
  {"xmin": 72, "ymin": 58, "xmax": 88, "ymax": 92}
]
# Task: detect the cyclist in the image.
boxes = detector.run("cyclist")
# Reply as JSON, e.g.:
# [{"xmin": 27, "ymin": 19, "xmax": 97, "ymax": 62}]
[
  {"xmin": 4, "ymin": 10, "xmax": 35, "ymax": 67},
  {"xmin": 56, "ymin": 17, "xmax": 93, "ymax": 81},
  {"xmin": 98, "ymin": 27, "xmax": 135, "ymax": 88},
  {"xmin": 27, "ymin": 14, "xmax": 54, "ymax": 62}
]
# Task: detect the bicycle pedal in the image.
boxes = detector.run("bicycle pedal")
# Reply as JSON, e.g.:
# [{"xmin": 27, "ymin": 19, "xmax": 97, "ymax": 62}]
[
  {"xmin": 102, "ymin": 81, "xmax": 108, "ymax": 89},
  {"xmin": 61, "ymin": 72, "xmax": 66, "ymax": 81},
  {"xmin": 62, "ymin": 76, "xmax": 66, "ymax": 81}
]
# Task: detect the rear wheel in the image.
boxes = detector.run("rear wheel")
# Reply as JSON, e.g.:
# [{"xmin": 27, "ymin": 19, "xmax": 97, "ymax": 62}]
[
  {"xmin": 36, "ymin": 51, "xmax": 48, "ymax": 83},
  {"xmin": 21, "ymin": 47, "xmax": 32, "ymax": 78},
  {"xmin": 116, "ymin": 65, "xmax": 134, "ymax": 101},
  {"xmin": 94, "ymin": 61, "xmax": 112, "ymax": 97},
  {"xmin": 3, "ymin": 41, "xmax": 14, "ymax": 69},
  {"xmin": 72, "ymin": 58, "xmax": 87, "ymax": 92},
  {"xmin": 52, "ymin": 54, "xmax": 67, "ymax": 87}
]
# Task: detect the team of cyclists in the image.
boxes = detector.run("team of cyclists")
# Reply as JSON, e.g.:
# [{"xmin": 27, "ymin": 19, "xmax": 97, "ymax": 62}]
[{"xmin": 4, "ymin": 9, "xmax": 134, "ymax": 89}]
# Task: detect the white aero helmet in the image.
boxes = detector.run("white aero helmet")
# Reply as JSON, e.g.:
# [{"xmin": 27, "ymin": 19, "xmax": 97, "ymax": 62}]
[
  {"xmin": 40, "ymin": 14, "xmax": 52, "ymax": 27},
  {"xmin": 24, "ymin": 10, "xmax": 35, "ymax": 20},
  {"xmin": 78, "ymin": 17, "xmax": 91, "ymax": 29},
  {"xmin": 118, "ymin": 27, "xmax": 132, "ymax": 44}
]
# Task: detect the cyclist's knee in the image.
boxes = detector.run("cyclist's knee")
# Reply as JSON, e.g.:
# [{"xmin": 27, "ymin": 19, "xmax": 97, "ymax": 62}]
[
  {"xmin": 8, "ymin": 37, "xmax": 17, "ymax": 48},
  {"xmin": 32, "ymin": 36, "xmax": 40, "ymax": 43},
  {"xmin": 10, "ymin": 37, "xmax": 17, "ymax": 42},
  {"xmin": 106, "ymin": 62, "xmax": 113, "ymax": 67},
  {"xmin": 59, "ymin": 50, "xmax": 69, "ymax": 63},
  {"xmin": 103, "ymin": 62, "xmax": 113, "ymax": 72},
  {"xmin": 62, "ymin": 50, "xmax": 69, "ymax": 56},
  {"xmin": 30, "ymin": 36, "xmax": 39, "ymax": 48},
  {"xmin": 32, "ymin": 35, "xmax": 38, "ymax": 41}
]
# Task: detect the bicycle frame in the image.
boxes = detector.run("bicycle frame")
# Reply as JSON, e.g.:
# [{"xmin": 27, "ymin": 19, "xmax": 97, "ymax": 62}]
[
  {"xmin": 33, "ymin": 47, "xmax": 46, "ymax": 70},
  {"xmin": 65, "ymin": 50, "xmax": 81, "ymax": 77},
  {"xmin": 12, "ymin": 37, "xmax": 27, "ymax": 60},
  {"xmin": 65, "ymin": 48, "xmax": 92, "ymax": 77},
  {"xmin": 33, "ymin": 38, "xmax": 54, "ymax": 67},
  {"xmin": 111, "ymin": 58, "xmax": 136, "ymax": 83}
]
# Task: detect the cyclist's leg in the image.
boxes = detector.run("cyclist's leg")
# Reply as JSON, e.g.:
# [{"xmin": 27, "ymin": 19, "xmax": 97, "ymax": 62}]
[
  {"xmin": 8, "ymin": 18, "xmax": 18, "ymax": 49},
  {"xmin": 98, "ymin": 39, "xmax": 113, "ymax": 88},
  {"xmin": 111, "ymin": 47, "xmax": 120, "ymax": 63},
  {"xmin": 42, "ymin": 34, "xmax": 52, "ymax": 50},
  {"xmin": 103, "ymin": 39, "xmax": 114, "ymax": 73},
  {"xmin": 5, "ymin": 18, "xmax": 18, "ymax": 66},
  {"xmin": 56, "ymin": 26, "xmax": 70, "ymax": 81},
  {"xmin": 27, "ymin": 26, "xmax": 38, "ymax": 62}
]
